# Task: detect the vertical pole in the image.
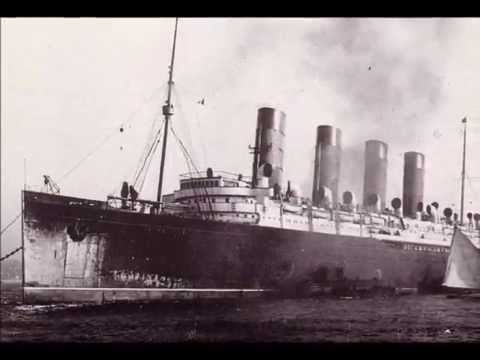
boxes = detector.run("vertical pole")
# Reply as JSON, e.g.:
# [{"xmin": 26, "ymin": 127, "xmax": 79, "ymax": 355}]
[
  {"xmin": 24, "ymin": 158, "xmax": 26, "ymax": 190},
  {"xmin": 308, "ymin": 200, "xmax": 313, "ymax": 232},
  {"xmin": 251, "ymin": 126, "xmax": 260, "ymax": 188},
  {"xmin": 312, "ymin": 148, "xmax": 319, "ymax": 206},
  {"xmin": 21, "ymin": 190, "xmax": 25, "ymax": 303},
  {"xmin": 22, "ymin": 159, "xmax": 26, "ymax": 302},
  {"xmin": 360, "ymin": 213, "xmax": 363, "ymax": 237},
  {"xmin": 157, "ymin": 18, "xmax": 179, "ymax": 205},
  {"xmin": 460, "ymin": 117, "xmax": 467, "ymax": 226},
  {"xmin": 279, "ymin": 194, "xmax": 284, "ymax": 229}
]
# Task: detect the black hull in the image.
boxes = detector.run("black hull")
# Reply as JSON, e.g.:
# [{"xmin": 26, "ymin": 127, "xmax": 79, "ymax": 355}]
[{"xmin": 22, "ymin": 191, "xmax": 448, "ymax": 302}]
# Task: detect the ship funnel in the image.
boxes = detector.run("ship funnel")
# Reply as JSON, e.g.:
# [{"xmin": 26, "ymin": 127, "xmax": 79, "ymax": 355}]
[
  {"xmin": 312, "ymin": 125, "xmax": 342, "ymax": 207},
  {"xmin": 251, "ymin": 108, "xmax": 286, "ymax": 190},
  {"xmin": 402, "ymin": 152, "xmax": 425, "ymax": 218},
  {"xmin": 363, "ymin": 140, "xmax": 388, "ymax": 211}
]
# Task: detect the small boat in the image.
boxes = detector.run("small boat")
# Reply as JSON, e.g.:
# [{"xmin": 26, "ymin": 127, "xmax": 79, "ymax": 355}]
[{"xmin": 442, "ymin": 227, "xmax": 480, "ymax": 295}]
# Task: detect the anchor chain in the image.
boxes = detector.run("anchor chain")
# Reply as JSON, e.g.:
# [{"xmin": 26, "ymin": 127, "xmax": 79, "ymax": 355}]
[
  {"xmin": 0, "ymin": 213, "xmax": 24, "ymax": 261},
  {"xmin": 0, "ymin": 246, "xmax": 23, "ymax": 262}
]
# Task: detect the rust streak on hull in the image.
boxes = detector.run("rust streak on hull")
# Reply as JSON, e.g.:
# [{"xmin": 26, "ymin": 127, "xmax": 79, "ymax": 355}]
[{"xmin": 23, "ymin": 190, "xmax": 449, "ymax": 303}]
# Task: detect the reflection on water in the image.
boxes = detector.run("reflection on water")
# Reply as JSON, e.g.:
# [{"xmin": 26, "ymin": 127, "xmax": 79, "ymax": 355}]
[{"xmin": 1, "ymin": 283, "xmax": 479, "ymax": 343}]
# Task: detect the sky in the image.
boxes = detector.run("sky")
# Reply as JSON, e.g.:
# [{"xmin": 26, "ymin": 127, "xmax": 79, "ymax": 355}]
[{"xmin": 2, "ymin": 18, "xmax": 480, "ymax": 252}]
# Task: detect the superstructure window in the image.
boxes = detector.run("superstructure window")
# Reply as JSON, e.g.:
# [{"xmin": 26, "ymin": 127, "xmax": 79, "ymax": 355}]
[{"xmin": 226, "ymin": 197, "xmax": 230, "ymax": 203}]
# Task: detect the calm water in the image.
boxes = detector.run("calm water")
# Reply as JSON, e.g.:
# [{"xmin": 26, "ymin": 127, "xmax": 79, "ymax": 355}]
[{"xmin": 1, "ymin": 283, "xmax": 479, "ymax": 343}]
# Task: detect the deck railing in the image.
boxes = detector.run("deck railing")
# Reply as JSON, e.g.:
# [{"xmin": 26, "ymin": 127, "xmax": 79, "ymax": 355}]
[{"xmin": 179, "ymin": 170, "xmax": 253, "ymax": 184}]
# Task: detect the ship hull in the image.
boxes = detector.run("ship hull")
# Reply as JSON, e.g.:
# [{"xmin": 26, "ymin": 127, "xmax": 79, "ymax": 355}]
[{"xmin": 22, "ymin": 191, "xmax": 448, "ymax": 303}]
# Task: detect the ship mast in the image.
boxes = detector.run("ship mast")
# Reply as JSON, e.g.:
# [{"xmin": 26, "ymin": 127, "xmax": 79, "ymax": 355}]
[
  {"xmin": 157, "ymin": 18, "xmax": 179, "ymax": 204},
  {"xmin": 460, "ymin": 117, "xmax": 467, "ymax": 226}
]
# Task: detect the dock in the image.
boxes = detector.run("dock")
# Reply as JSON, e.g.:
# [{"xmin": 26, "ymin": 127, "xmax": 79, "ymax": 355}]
[{"xmin": 23, "ymin": 287, "xmax": 273, "ymax": 304}]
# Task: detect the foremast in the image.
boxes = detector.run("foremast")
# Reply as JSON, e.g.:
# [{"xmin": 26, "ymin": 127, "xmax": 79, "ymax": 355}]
[
  {"xmin": 460, "ymin": 117, "xmax": 467, "ymax": 225},
  {"xmin": 157, "ymin": 18, "xmax": 179, "ymax": 204}
]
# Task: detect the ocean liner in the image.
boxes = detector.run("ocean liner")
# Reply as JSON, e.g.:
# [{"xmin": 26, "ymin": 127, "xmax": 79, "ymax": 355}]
[{"xmin": 21, "ymin": 19, "xmax": 480, "ymax": 303}]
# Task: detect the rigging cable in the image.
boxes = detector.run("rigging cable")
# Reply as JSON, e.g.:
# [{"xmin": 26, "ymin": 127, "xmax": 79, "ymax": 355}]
[
  {"xmin": 0, "ymin": 246, "xmax": 23, "ymax": 262},
  {"xmin": 56, "ymin": 84, "xmax": 167, "ymax": 186},
  {"xmin": 0, "ymin": 213, "xmax": 21, "ymax": 235},
  {"xmin": 137, "ymin": 125, "xmax": 165, "ymax": 195},
  {"xmin": 170, "ymin": 90, "xmax": 209, "ymax": 215},
  {"xmin": 130, "ymin": 107, "xmax": 165, "ymax": 186},
  {"xmin": 166, "ymin": 96, "xmax": 208, "ymax": 217},
  {"xmin": 0, "ymin": 213, "xmax": 23, "ymax": 262},
  {"xmin": 109, "ymin": 117, "xmax": 164, "ymax": 198},
  {"xmin": 1, "ymin": 87, "xmax": 166, "ymax": 252},
  {"xmin": 170, "ymin": 125, "xmax": 215, "ymax": 218},
  {"xmin": 177, "ymin": 139, "xmax": 203, "ymax": 217},
  {"xmin": 466, "ymin": 173, "xmax": 480, "ymax": 209},
  {"xmin": 133, "ymin": 121, "xmax": 165, "ymax": 189},
  {"xmin": 57, "ymin": 130, "xmax": 119, "ymax": 184},
  {"xmin": 137, "ymin": 138, "xmax": 161, "ymax": 195},
  {"xmin": 172, "ymin": 87, "xmax": 198, "ymax": 167}
]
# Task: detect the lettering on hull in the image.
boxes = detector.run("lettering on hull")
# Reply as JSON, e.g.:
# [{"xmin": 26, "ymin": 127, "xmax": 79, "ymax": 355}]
[{"xmin": 110, "ymin": 271, "xmax": 193, "ymax": 288}]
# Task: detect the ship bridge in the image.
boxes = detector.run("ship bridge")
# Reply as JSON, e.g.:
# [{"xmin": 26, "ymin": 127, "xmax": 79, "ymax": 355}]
[
  {"xmin": 160, "ymin": 170, "xmax": 273, "ymax": 223},
  {"xmin": 174, "ymin": 171, "xmax": 272, "ymax": 200},
  {"xmin": 178, "ymin": 170, "xmax": 252, "ymax": 191}
]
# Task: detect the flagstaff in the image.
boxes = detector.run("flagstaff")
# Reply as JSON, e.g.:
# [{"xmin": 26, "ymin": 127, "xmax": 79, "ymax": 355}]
[{"xmin": 460, "ymin": 117, "xmax": 467, "ymax": 226}]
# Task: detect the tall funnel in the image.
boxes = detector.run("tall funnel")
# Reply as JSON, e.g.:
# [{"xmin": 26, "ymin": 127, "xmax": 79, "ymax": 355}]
[
  {"xmin": 363, "ymin": 140, "xmax": 388, "ymax": 211},
  {"xmin": 402, "ymin": 151, "xmax": 425, "ymax": 218},
  {"xmin": 312, "ymin": 126, "xmax": 342, "ymax": 207},
  {"xmin": 252, "ymin": 107, "xmax": 286, "ymax": 189}
]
